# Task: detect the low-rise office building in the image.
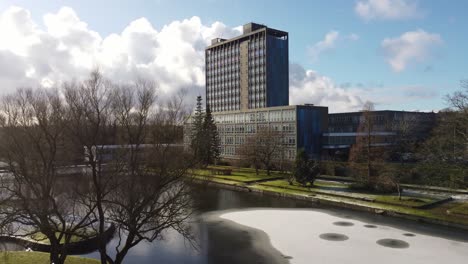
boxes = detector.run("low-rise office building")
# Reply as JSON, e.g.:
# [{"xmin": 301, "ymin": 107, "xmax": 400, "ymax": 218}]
[
  {"xmin": 184, "ymin": 104, "xmax": 328, "ymax": 161},
  {"xmin": 322, "ymin": 110, "xmax": 436, "ymax": 160}
]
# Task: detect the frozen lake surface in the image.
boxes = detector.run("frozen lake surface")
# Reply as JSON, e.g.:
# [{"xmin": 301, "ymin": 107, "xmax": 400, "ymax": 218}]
[{"xmin": 221, "ymin": 209, "xmax": 468, "ymax": 264}]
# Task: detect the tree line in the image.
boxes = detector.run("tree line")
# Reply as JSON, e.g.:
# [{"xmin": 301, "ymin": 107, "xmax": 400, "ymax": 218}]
[{"xmin": 344, "ymin": 81, "xmax": 468, "ymax": 193}]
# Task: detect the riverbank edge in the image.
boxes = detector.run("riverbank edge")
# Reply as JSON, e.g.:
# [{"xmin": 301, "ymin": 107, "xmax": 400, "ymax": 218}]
[
  {"xmin": 193, "ymin": 179, "xmax": 468, "ymax": 231},
  {"xmin": 0, "ymin": 251, "xmax": 100, "ymax": 264},
  {"xmin": 202, "ymin": 211, "xmax": 290, "ymax": 264},
  {"xmin": 0, "ymin": 224, "xmax": 115, "ymax": 255}
]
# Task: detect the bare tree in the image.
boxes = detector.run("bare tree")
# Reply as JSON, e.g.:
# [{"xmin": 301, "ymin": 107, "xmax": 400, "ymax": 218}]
[
  {"xmin": 349, "ymin": 101, "xmax": 377, "ymax": 184},
  {"xmin": 0, "ymin": 88, "xmax": 95, "ymax": 264},
  {"xmin": 0, "ymin": 70, "xmax": 197, "ymax": 264},
  {"xmin": 417, "ymin": 82, "xmax": 468, "ymax": 187},
  {"xmin": 239, "ymin": 127, "xmax": 284, "ymax": 175},
  {"xmin": 63, "ymin": 71, "xmax": 196, "ymax": 264},
  {"xmin": 348, "ymin": 101, "xmax": 393, "ymax": 191},
  {"xmin": 101, "ymin": 83, "xmax": 196, "ymax": 264},
  {"xmin": 446, "ymin": 80, "xmax": 468, "ymax": 161},
  {"xmin": 62, "ymin": 69, "xmax": 117, "ymax": 264}
]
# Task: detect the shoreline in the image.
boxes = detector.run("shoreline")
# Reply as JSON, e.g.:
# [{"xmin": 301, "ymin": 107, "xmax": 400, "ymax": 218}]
[
  {"xmin": 216, "ymin": 208, "xmax": 468, "ymax": 264},
  {"xmin": 202, "ymin": 211, "xmax": 290, "ymax": 264},
  {"xmin": 193, "ymin": 178, "xmax": 468, "ymax": 231}
]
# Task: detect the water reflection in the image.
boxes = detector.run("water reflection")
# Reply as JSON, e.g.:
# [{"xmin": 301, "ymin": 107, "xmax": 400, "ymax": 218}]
[
  {"xmin": 3, "ymin": 185, "xmax": 468, "ymax": 264},
  {"xmin": 81, "ymin": 185, "xmax": 311, "ymax": 264}
]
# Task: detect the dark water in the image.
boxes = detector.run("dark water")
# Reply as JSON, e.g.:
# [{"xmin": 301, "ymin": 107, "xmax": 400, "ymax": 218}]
[
  {"xmin": 4, "ymin": 184, "xmax": 468, "ymax": 263},
  {"xmin": 78, "ymin": 185, "xmax": 468, "ymax": 264},
  {"xmin": 80, "ymin": 185, "xmax": 312, "ymax": 264}
]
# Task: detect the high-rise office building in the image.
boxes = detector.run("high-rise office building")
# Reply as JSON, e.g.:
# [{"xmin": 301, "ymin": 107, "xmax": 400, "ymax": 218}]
[
  {"xmin": 185, "ymin": 22, "xmax": 328, "ymax": 161},
  {"xmin": 205, "ymin": 23, "xmax": 289, "ymax": 112}
]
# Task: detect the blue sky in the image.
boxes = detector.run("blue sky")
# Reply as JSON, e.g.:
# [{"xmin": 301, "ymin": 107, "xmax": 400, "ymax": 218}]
[{"xmin": 0, "ymin": 0, "xmax": 467, "ymax": 112}]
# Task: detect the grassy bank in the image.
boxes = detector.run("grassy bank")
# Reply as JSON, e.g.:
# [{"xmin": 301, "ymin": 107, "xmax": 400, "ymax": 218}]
[
  {"xmin": 193, "ymin": 165, "xmax": 468, "ymax": 227},
  {"xmin": 0, "ymin": 252, "xmax": 98, "ymax": 264}
]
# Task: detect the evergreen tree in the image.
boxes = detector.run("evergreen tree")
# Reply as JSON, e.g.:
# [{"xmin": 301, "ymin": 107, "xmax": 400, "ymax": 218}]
[
  {"xmin": 203, "ymin": 104, "xmax": 220, "ymax": 165},
  {"xmin": 190, "ymin": 97, "xmax": 220, "ymax": 166},
  {"xmin": 190, "ymin": 96, "xmax": 206, "ymax": 161},
  {"xmin": 294, "ymin": 149, "xmax": 319, "ymax": 186}
]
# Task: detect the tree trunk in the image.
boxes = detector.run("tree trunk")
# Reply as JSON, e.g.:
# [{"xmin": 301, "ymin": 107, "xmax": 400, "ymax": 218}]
[
  {"xmin": 113, "ymin": 233, "xmax": 136, "ymax": 264},
  {"xmin": 91, "ymin": 162, "xmax": 108, "ymax": 264},
  {"xmin": 397, "ymin": 184, "xmax": 402, "ymax": 200},
  {"xmin": 49, "ymin": 243, "xmax": 64, "ymax": 264}
]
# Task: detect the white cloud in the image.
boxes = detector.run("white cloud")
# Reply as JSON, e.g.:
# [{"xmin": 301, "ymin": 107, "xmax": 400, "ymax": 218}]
[
  {"xmin": 289, "ymin": 63, "xmax": 365, "ymax": 113},
  {"xmin": 355, "ymin": 0, "xmax": 423, "ymax": 21},
  {"xmin": 0, "ymin": 6, "xmax": 436, "ymax": 113},
  {"xmin": 381, "ymin": 29, "xmax": 442, "ymax": 72},
  {"xmin": 308, "ymin": 31, "xmax": 339, "ymax": 62},
  {"xmin": 308, "ymin": 31, "xmax": 358, "ymax": 62},
  {"xmin": 0, "ymin": 6, "xmax": 241, "ymax": 100},
  {"xmin": 346, "ymin": 33, "xmax": 360, "ymax": 41}
]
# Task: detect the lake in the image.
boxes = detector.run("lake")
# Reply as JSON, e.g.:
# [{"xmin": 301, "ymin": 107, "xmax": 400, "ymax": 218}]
[{"xmin": 79, "ymin": 185, "xmax": 468, "ymax": 264}]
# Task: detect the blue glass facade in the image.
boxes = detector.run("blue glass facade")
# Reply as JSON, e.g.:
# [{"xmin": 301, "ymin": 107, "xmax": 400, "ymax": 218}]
[
  {"xmin": 296, "ymin": 106, "xmax": 328, "ymax": 159},
  {"xmin": 266, "ymin": 34, "xmax": 289, "ymax": 107}
]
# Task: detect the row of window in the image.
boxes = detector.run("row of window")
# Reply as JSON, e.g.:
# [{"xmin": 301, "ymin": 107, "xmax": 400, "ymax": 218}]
[
  {"xmin": 248, "ymin": 39, "xmax": 265, "ymax": 49},
  {"xmin": 207, "ymin": 46, "xmax": 240, "ymax": 60},
  {"xmin": 214, "ymin": 110, "xmax": 296, "ymax": 123},
  {"xmin": 206, "ymin": 67, "xmax": 239, "ymax": 77},
  {"xmin": 207, "ymin": 76, "xmax": 240, "ymax": 85},
  {"xmin": 207, "ymin": 87, "xmax": 240, "ymax": 95},
  {"xmin": 248, "ymin": 49, "xmax": 265, "ymax": 58},
  {"xmin": 219, "ymin": 146, "xmax": 297, "ymax": 160},
  {"xmin": 328, "ymin": 124, "xmax": 390, "ymax": 133},
  {"xmin": 325, "ymin": 135, "xmax": 393, "ymax": 145},
  {"xmin": 221, "ymin": 135, "xmax": 296, "ymax": 146},
  {"xmin": 218, "ymin": 123, "xmax": 296, "ymax": 134},
  {"xmin": 330, "ymin": 115, "xmax": 386, "ymax": 124},
  {"xmin": 249, "ymin": 101, "xmax": 266, "ymax": 109},
  {"xmin": 208, "ymin": 73, "xmax": 264, "ymax": 83},
  {"xmin": 211, "ymin": 104, "xmax": 240, "ymax": 112}
]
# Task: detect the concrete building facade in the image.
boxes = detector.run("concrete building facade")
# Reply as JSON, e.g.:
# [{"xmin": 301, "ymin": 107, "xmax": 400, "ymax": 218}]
[
  {"xmin": 205, "ymin": 23, "xmax": 289, "ymax": 112},
  {"xmin": 184, "ymin": 105, "xmax": 328, "ymax": 160}
]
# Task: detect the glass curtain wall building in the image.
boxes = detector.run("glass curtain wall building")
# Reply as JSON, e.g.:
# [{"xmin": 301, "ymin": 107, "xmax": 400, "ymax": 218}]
[{"xmin": 205, "ymin": 23, "xmax": 289, "ymax": 112}]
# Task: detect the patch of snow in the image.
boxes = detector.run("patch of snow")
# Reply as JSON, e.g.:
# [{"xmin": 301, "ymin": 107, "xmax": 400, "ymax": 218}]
[{"xmin": 221, "ymin": 209, "xmax": 468, "ymax": 264}]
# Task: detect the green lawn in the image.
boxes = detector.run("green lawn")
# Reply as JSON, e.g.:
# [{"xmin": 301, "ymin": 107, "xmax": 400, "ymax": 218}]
[
  {"xmin": 193, "ymin": 174, "xmax": 243, "ymax": 185},
  {"xmin": 448, "ymin": 203, "xmax": 468, "ymax": 216},
  {"xmin": 310, "ymin": 180, "xmax": 349, "ymax": 189},
  {"xmin": 256, "ymin": 180, "xmax": 436, "ymax": 207},
  {"xmin": 192, "ymin": 165, "xmax": 468, "ymax": 226},
  {"xmin": 193, "ymin": 166, "xmax": 283, "ymax": 183},
  {"xmin": 252, "ymin": 184, "xmax": 468, "ymax": 226},
  {"xmin": 195, "ymin": 166, "xmax": 436, "ymax": 208},
  {"xmin": 373, "ymin": 196, "xmax": 434, "ymax": 207},
  {"xmin": 0, "ymin": 252, "xmax": 99, "ymax": 264}
]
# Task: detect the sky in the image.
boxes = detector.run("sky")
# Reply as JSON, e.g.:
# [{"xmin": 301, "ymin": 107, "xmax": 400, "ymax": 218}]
[{"xmin": 0, "ymin": 0, "xmax": 467, "ymax": 113}]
